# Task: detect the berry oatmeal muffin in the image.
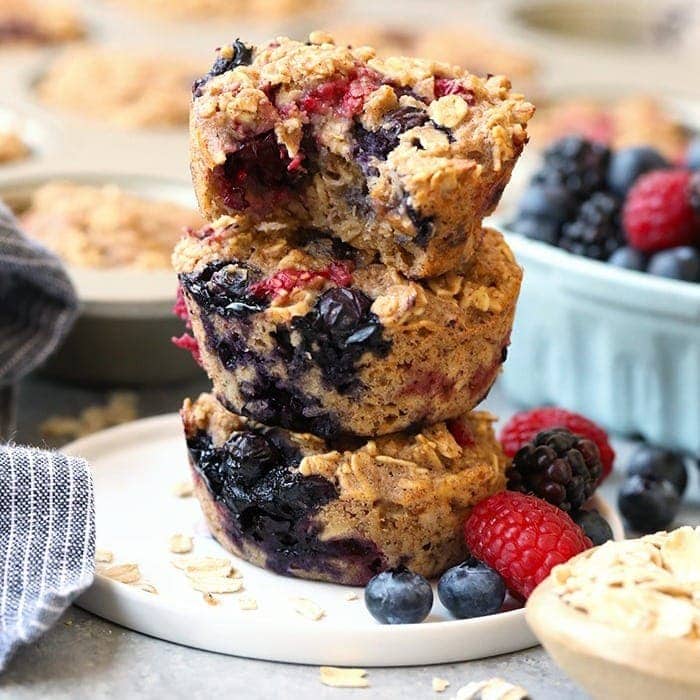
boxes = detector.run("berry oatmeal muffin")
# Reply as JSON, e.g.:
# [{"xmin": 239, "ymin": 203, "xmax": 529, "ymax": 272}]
[
  {"xmin": 0, "ymin": 129, "xmax": 29, "ymax": 164},
  {"xmin": 173, "ymin": 219, "xmax": 521, "ymax": 438},
  {"xmin": 37, "ymin": 47, "xmax": 202, "ymax": 129},
  {"xmin": 182, "ymin": 392, "xmax": 507, "ymax": 585},
  {"xmin": 190, "ymin": 33, "xmax": 534, "ymax": 278},
  {"xmin": 0, "ymin": 0, "xmax": 84, "ymax": 45},
  {"xmin": 21, "ymin": 181, "xmax": 204, "ymax": 269},
  {"xmin": 113, "ymin": 0, "xmax": 324, "ymax": 20}
]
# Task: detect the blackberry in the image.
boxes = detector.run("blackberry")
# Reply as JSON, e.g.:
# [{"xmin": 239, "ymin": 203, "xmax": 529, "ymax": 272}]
[
  {"xmin": 541, "ymin": 136, "xmax": 611, "ymax": 201},
  {"xmin": 193, "ymin": 39, "xmax": 253, "ymax": 97},
  {"xmin": 559, "ymin": 192, "xmax": 623, "ymax": 260},
  {"xmin": 507, "ymin": 428, "xmax": 603, "ymax": 512}
]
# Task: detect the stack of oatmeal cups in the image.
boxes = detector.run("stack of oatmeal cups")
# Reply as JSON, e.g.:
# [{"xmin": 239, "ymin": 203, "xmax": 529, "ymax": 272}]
[{"xmin": 174, "ymin": 33, "xmax": 534, "ymax": 585}]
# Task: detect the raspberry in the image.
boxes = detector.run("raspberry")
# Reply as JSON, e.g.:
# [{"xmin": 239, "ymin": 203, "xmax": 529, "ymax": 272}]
[
  {"xmin": 623, "ymin": 169, "xmax": 700, "ymax": 252},
  {"xmin": 464, "ymin": 491, "xmax": 592, "ymax": 599},
  {"xmin": 499, "ymin": 407, "xmax": 615, "ymax": 481},
  {"xmin": 172, "ymin": 333, "xmax": 201, "ymax": 365},
  {"xmin": 249, "ymin": 261, "xmax": 354, "ymax": 299},
  {"xmin": 507, "ymin": 428, "xmax": 602, "ymax": 512}
]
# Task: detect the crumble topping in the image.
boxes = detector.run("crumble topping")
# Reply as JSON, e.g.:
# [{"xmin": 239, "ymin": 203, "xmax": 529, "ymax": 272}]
[
  {"xmin": 40, "ymin": 392, "xmax": 138, "ymax": 443},
  {"xmin": 552, "ymin": 527, "xmax": 700, "ymax": 640},
  {"xmin": 22, "ymin": 183, "xmax": 203, "ymax": 270},
  {"xmin": 0, "ymin": 130, "xmax": 29, "ymax": 164},
  {"xmin": 36, "ymin": 47, "xmax": 202, "ymax": 129}
]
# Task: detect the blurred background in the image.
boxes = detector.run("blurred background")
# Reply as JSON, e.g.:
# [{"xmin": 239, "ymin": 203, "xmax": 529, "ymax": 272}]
[{"xmin": 2, "ymin": 0, "xmax": 700, "ymax": 454}]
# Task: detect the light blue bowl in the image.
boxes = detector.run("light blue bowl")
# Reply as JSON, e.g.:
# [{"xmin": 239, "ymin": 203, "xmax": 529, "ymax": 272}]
[{"xmin": 499, "ymin": 230, "xmax": 700, "ymax": 456}]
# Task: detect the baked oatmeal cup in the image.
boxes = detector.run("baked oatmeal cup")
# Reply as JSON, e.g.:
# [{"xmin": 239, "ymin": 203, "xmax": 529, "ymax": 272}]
[
  {"xmin": 190, "ymin": 33, "xmax": 534, "ymax": 278},
  {"xmin": 182, "ymin": 392, "xmax": 507, "ymax": 585},
  {"xmin": 174, "ymin": 219, "xmax": 521, "ymax": 438}
]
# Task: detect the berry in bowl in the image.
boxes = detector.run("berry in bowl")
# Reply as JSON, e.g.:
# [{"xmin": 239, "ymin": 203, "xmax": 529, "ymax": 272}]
[{"xmin": 499, "ymin": 135, "xmax": 700, "ymax": 455}]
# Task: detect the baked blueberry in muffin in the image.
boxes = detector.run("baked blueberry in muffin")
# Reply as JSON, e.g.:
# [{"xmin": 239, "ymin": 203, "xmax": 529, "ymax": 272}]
[
  {"xmin": 189, "ymin": 33, "xmax": 533, "ymax": 278},
  {"xmin": 182, "ymin": 393, "xmax": 506, "ymax": 585},
  {"xmin": 173, "ymin": 217, "xmax": 522, "ymax": 438}
]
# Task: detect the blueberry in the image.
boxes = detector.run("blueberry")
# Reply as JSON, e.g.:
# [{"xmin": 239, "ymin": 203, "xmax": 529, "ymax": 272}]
[
  {"xmin": 617, "ymin": 474, "xmax": 680, "ymax": 533},
  {"xmin": 364, "ymin": 566, "xmax": 433, "ymax": 624},
  {"xmin": 516, "ymin": 182, "xmax": 577, "ymax": 225},
  {"xmin": 508, "ymin": 217, "xmax": 559, "ymax": 245},
  {"xmin": 647, "ymin": 247, "xmax": 700, "ymax": 282},
  {"xmin": 193, "ymin": 39, "xmax": 253, "ymax": 96},
  {"xmin": 686, "ymin": 137, "xmax": 700, "ymax": 171},
  {"xmin": 572, "ymin": 509, "xmax": 614, "ymax": 545},
  {"xmin": 353, "ymin": 106, "xmax": 428, "ymax": 165},
  {"xmin": 437, "ymin": 557, "xmax": 505, "ymax": 619},
  {"xmin": 226, "ymin": 432, "xmax": 279, "ymax": 487},
  {"xmin": 317, "ymin": 287, "xmax": 371, "ymax": 334},
  {"xmin": 606, "ymin": 147, "xmax": 668, "ymax": 197},
  {"xmin": 625, "ymin": 445, "xmax": 688, "ymax": 496},
  {"xmin": 608, "ymin": 246, "xmax": 647, "ymax": 271}
]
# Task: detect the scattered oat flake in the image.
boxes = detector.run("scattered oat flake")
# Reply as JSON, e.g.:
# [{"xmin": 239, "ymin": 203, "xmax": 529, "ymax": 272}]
[
  {"xmin": 190, "ymin": 576, "xmax": 243, "ymax": 594},
  {"xmin": 344, "ymin": 592, "xmax": 359, "ymax": 601},
  {"xmin": 131, "ymin": 581, "xmax": 158, "ymax": 594},
  {"xmin": 99, "ymin": 563, "xmax": 141, "ymax": 584},
  {"xmin": 238, "ymin": 596, "xmax": 258, "ymax": 611},
  {"xmin": 169, "ymin": 534, "xmax": 193, "ymax": 554},
  {"xmin": 64, "ymin": 619, "xmax": 73, "ymax": 627},
  {"xmin": 202, "ymin": 592, "xmax": 219, "ymax": 606},
  {"xmin": 172, "ymin": 480, "xmax": 193, "ymax": 497},
  {"xmin": 292, "ymin": 597, "xmax": 325, "ymax": 621},
  {"xmin": 455, "ymin": 678, "xmax": 530, "ymax": 700},
  {"xmin": 95, "ymin": 548, "xmax": 113, "ymax": 563},
  {"xmin": 319, "ymin": 667, "xmax": 369, "ymax": 688},
  {"xmin": 432, "ymin": 677, "xmax": 450, "ymax": 693},
  {"xmin": 175, "ymin": 556, "xmax": 232, "ymax": 577}
]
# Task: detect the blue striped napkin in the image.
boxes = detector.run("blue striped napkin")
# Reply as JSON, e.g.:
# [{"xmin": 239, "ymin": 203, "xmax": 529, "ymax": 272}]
[
  {"xmin": 0, "ymin": 202, "xmax": 93, "ymax": 671},
  {"xmin": 0, "ymin": 446, "xmax": 95, "ymax": 670}
]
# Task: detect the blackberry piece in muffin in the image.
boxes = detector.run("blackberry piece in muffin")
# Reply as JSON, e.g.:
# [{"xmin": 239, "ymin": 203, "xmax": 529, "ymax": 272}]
[
  {"xmin": 190, "ymin": 33, "xmax": 534, "ymax": 278},
  {"xmin": 182, "ymin": 393, "xmax": 507, "ymax": 585},
  {"xmin": 173, "ymin": 217, "xmax": 522, "ymax": 438}
]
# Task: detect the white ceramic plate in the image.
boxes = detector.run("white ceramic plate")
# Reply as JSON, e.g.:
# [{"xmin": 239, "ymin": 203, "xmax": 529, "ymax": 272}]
[{"xmin": 68, "ymin": 414, "xmax": 624, "ymax": 667}]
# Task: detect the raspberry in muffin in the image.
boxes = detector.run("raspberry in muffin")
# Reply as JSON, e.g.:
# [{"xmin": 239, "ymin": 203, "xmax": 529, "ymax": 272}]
[
  {"xmin": 189, "ymin": 33, "xmax": 534, "ymax": 278},
  {"xmin": 173, "ymin": 218, "xmax": 521, "ymax": 438},
  {"xmin": 182, "ymin": 393, "xmax": 507, "ymax": 585}
]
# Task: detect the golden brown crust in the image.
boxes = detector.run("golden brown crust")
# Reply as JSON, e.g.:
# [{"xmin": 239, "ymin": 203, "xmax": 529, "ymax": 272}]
[
  {"xmin": 183, "ymin": 393, "xmax": 507, "ymax": 583},
  {"xmin": 190, "ymin": 34, "xmax": 533, "ymax": 277},
  {"xmin": 175, "ymin": 220, "xmax": 521, "ymax": 436}
]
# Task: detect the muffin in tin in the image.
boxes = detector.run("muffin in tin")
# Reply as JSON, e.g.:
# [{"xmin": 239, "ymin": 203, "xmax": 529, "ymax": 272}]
[
  {"xmin": 190, "ymin": 33, "xmax": 533, "ymax": 278},
  {"xmin": 182, "ymin": 392, "xmax": 507, "ymax": 585},
  {"xmin": 173, "ymin": 217, "xmax": 522, "ymax": 438}
]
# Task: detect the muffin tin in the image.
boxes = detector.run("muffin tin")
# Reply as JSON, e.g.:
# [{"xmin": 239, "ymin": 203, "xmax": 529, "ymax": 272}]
[{"xmin": 0, "ymin": 0, "xmax": 324, "ymax": 385}]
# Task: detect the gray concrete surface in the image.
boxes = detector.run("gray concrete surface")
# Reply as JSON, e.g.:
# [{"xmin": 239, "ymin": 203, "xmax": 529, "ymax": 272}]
[{"xmin": 3, "ymin": 376, "xmax": 699, "ymax": 699}]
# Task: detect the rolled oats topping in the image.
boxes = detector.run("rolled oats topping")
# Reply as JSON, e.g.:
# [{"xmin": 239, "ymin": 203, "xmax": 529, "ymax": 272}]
[
  {"xmin": 22, "ymin": 183, "xmax": 204, "ymax": 270},
  {"xmin": 552, "ymin": 527, "xmax": 700, "ymax": 640}
]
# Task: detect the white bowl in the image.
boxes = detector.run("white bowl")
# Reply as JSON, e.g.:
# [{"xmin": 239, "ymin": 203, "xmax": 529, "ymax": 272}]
[{"xmin": 499, "ymin": 229, "xmax": 700, "ymax": 455}]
